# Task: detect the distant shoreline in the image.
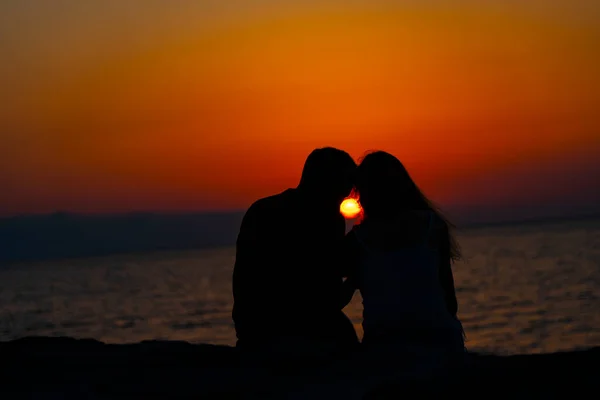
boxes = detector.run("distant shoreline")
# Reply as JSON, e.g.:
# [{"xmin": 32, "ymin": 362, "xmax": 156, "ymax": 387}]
[
  {"xmin": 3, "ymin": 208, "xmax": 599, "ymax": 227},
  {"xmin": 456, "ymin": 211, "xmax": 600, "ymax": 230}
]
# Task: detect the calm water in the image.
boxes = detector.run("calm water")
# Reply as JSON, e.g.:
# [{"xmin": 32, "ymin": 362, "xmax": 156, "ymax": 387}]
[{"xmin": 1, "ymin": 218, "xmax": 599, "ymax": 355}]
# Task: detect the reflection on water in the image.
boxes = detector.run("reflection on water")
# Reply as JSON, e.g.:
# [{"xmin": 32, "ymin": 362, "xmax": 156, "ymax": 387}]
[{"xmin": 1, "ymin": 218, "xmax": 599, "ymax": 354}]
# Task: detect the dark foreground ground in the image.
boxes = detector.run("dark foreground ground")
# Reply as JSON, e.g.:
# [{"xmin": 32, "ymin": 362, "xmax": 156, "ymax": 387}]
[{"xmin": 0, "ymin": 337, "xmax": 598, "ymax": 399}]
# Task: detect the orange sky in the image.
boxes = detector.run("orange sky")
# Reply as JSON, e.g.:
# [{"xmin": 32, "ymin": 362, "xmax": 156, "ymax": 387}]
[{"xmin": 1, "ymin": 0, "xmax": 599, "ymax": 216}]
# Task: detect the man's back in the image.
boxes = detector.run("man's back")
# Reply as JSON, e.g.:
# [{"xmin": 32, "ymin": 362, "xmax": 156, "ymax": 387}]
[{"xmin": 232, "ymin": 188, "xmax": 350, "ymax": 345}]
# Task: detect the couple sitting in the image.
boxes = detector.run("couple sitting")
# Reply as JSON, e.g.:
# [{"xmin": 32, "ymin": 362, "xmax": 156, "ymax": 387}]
[{"xmin": 232, "ymin": 147, "xmax": 465, "ymax": 363}]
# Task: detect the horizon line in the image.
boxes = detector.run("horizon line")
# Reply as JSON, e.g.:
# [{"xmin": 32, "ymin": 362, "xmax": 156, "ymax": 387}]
[{"xmin": 2, "ymin": 209, "xmax": 599, "ymax": 229}]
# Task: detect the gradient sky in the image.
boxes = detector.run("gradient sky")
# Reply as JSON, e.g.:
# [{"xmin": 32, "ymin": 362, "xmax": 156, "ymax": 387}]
[{"xmin": 1, "ymin": 0, "xmax": 599, "ymax": 216}]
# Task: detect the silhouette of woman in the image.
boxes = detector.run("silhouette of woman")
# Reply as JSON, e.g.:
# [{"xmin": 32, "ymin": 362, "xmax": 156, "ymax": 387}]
[{"xmin": 343, "ymin": 151, "xmax": 465, "ymax": 369}]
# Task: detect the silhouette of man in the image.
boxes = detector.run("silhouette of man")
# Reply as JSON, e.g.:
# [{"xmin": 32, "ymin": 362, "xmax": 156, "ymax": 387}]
[{"xmin": 232, "ymin": 147, "xmax": 358, "ymax": 351}]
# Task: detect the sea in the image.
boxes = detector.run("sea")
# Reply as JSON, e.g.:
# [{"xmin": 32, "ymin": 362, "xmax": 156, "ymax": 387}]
[{"xmin": 1, "ymin": 216, "xmax": 599, "ymax": 355}]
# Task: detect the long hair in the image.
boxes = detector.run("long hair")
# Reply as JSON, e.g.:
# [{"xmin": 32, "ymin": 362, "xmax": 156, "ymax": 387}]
[{"xmin": 355, "ymin": 150, "xmax": 462, "ymax": 262}]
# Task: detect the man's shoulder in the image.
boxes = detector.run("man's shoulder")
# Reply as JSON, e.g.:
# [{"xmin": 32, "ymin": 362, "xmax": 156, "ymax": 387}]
[{"xmin": 244, "ymin": 189, "xmax": 294, "ymax": 219}]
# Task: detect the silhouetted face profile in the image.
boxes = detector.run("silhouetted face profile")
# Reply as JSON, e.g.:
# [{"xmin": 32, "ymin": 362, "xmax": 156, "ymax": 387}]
[
  {"xmin": 355, "ymin": 151, "xmax": 423, "ymax": 218},
  {"xmin": 298, "ymin": 147, "xmax": 356, "ymax": 208}
]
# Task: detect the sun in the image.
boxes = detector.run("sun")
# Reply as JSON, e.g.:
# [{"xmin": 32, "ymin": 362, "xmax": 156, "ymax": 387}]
[{"xmin": 340, "ymin": 197, "xmax": 362, "ymax": 219}]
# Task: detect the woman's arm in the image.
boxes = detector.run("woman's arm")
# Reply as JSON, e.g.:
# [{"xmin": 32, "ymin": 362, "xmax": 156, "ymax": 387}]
[
  {"xmin": 440, "ymin": 259, "xmax": 459, "ymax": 317},
  {"xmin": 439, "ymin": 224, "xmax": 459, "ymax": 317}
]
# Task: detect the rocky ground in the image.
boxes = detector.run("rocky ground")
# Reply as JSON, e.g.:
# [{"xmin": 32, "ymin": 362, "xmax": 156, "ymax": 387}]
[{"xmin": 0, "ymin": 337, "xmax": 598, "ymax": 399}]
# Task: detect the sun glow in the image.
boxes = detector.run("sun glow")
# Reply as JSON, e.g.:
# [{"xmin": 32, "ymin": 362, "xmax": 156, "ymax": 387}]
[{"xmin": 340, "ymin": 198, "xmax": 362, "ymax": 219}]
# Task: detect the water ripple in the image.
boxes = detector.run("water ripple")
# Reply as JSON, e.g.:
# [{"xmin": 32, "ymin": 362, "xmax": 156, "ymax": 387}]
[{"xmin": 1, "ymin": 220, "xmax": 600, "ymax": 354}]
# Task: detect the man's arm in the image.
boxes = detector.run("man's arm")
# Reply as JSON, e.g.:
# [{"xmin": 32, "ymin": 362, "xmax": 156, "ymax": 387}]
[
  {"xmin": 232, "ymin": 204, "xmax": 264, "ymax": 311},
  {"xmin": 339, "ymin": 277, "xmax": 357, "ymax": 309},
  {"xmin": 338, "ymin": 228, "xmax": 360, "ymax": 309}
]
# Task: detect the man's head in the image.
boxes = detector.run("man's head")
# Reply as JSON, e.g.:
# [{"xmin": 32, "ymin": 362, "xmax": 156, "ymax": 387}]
[{"xmin": 298, "ymin": 147, "xmax": 356, "ymax": 206}]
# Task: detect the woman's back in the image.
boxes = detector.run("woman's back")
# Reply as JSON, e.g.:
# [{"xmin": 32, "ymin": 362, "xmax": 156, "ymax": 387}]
[{"xmin": 351, "ymin": 211, "xmax": 463, "ymax": 350}]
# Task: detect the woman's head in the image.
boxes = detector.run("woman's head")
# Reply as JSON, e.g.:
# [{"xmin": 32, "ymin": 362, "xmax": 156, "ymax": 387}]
[
  {"xmin": 355, "ymin": 150, "xmax": 461, "ymax": 261},
  {"xmin": 355, "ymin": 151, "xmax": 425, "ymax": 217}
]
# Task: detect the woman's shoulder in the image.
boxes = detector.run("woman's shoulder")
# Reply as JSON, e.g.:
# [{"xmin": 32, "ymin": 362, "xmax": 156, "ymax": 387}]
[{"xmin": 356, "ymin": 210, "xmax": 450, "ymax": 249}]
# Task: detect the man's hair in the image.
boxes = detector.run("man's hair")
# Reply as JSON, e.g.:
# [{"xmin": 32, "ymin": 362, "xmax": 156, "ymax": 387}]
[{"xmin": 299, "ymin": 147, "xmax": 356, "ymax": 191}]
